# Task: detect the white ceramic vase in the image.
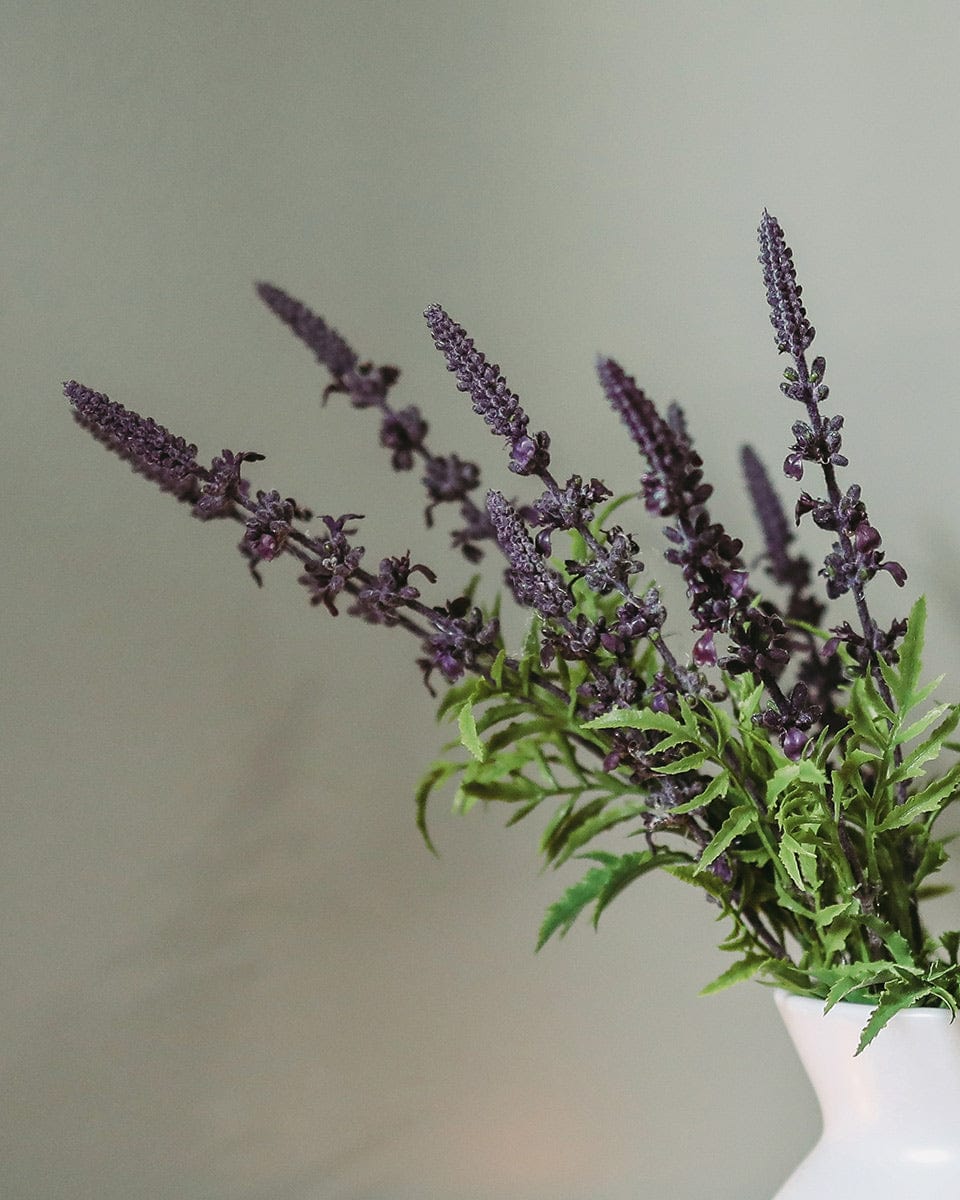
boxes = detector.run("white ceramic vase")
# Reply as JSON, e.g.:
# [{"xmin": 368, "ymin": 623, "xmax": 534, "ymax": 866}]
[{"xmin": 772, "ymin": 988, "xmax": 960, "ymax": 1198}]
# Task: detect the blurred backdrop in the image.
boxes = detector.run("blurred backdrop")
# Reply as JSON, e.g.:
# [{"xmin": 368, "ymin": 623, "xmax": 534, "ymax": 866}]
[{"xmin": 4, "ymin": 2, "xmax": 960, "ymax": 1197}]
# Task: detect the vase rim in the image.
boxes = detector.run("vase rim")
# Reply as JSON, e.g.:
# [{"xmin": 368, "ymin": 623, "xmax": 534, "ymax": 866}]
[{"xmin": 772, "ymin": 986, "xmax": 957, "ymax": 1021}]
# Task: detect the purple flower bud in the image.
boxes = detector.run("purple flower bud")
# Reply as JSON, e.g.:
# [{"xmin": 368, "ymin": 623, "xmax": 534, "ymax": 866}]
[
  {"xmin": 692, "ymin": 631, "xmax": 717, "ymax": 666},
  {"xmin": 781, "ymin": 728, "xmax": 807, "ymax": 761},
  {"xmin": 783, "ymin": 452, "xmax": 804, "ymax": 480}
]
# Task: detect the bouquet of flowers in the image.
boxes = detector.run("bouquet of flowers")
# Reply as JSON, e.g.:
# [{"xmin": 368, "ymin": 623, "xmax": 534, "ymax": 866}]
[{"xmin": 63, "ymin": 213, "xmax": 960, "ymax": 1051}]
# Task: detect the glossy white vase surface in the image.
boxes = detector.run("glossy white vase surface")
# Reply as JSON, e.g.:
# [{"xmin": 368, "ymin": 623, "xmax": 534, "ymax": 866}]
[{"xmin": 772, "ymin": 988, "xmax": 960, "ymax": 1198}]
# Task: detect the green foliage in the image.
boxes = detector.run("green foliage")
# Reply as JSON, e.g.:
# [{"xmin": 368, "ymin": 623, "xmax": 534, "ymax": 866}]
[{"xmin": 414, "ymin": 583, "xmax": 960, "ymax": 1047}]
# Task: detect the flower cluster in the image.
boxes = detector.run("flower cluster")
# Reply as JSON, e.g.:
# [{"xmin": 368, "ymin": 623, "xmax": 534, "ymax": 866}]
[{"xmin": 64, "ymin": 213, "xmax": 960, "ymax": 1046}]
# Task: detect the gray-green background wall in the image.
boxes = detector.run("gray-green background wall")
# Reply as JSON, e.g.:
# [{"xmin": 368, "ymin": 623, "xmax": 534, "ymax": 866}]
[{"xmin": 5, "ymin": 3, "xmax": 959, "ymax": 1197}]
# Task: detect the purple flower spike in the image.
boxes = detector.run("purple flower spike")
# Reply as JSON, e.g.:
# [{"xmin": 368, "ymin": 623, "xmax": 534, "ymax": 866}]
[
  {"xmin": 757, "ymin": 210, "xmax": 816, "ymax": 357},
  {"xmin": 256, "ymin": 283, "xmax": 358, "ymax": 381},
  {"xmin": 64, "ymin": 380, "xmax": 202, "ymax": 498},
  {"xmin": 486, "ymin": 490, "xmax": 573, "ymax": 618},
  {"xmin": 424, "ymin": 304, "xmax": 550, "ymax": 476}
]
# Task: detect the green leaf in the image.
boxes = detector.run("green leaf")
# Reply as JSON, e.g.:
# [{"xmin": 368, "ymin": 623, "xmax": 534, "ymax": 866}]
[
  {"xmin": 457, "ymin": 699, "xmax": 484, "ymax": 762},
  {"xmin": 537, "ymin": 849, "xmax": 687, "ymax": 948},
  {"xmin": 652, "ymin": 750, "xmax": 707, "ymax": 775},
  {"xmin": 585, "ymin": 708, "xmax": 689, "ymax": 737},
  {"xmin": 700, "ymin": 954, "xmax": 767, "ymax": 995},
  {"xmin": 814, "ymin": 901, "xmax": 856, "ymax": 929},
  {"xmin": 876, "ymin": 763, "xmax": 960, "ymax": 832},
  {"xmin": 857, "ymin": 985, "xmax": 935, "ymax": 1055},
  {"xmin": 893, "ymin": 595, "xmax": 926, "ymax": 707},
  {"xmin": 414, "ymin": 760, "xmax": 463, "ymax": 853},
  {"xmin": 548, "ymin": 801, "xmax": 649, "ymax": 866},
  {"xmin": 823, "ymin": 962, "xmax": 898, "ymax": 1010},
  {"xmin": 537, "ymin": 859, "xmax": 615, "ymax": 948},
  {"xmin": 696, "ymin": 805, "xmax": 754, "ymax": 874},
  {"xmin": 670, "ymin": 770, "xmax": 729, "ymax": 815}
]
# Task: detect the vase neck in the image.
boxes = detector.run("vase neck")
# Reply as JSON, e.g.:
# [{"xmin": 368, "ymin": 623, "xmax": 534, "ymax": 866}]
[{"xmin": 776, "ymin": 990, "xmax": 960, "ymax": 1141}]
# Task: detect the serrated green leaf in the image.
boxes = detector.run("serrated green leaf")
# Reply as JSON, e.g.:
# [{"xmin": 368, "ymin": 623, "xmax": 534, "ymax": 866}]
[
  {"xmin": 697, "ymin": 805, "xmax": 754, "ymax": 874},
  {"xmin": 537, "ymin": 864, "xmax": 612, "ymax": 948},
  {"xmin": 490, "ymin": 647, "xmax": 507, "ymax": 689},
  {"xmin": 585, "ymin": 708, "xmax": 689, "ymax": 737},
  {"xmin": 541, "ymin": 797, "xmax": 609, "ymax": 862},
  {"xmin": 414, "ymin": 760, "xmax": 463, "ymax": 853},
  {"xmin": 876, "ymin": 763, "xmax": 960, "ymax": 832},
  {"xmin": 591, "ymin": 849, "xmax": 688, "ymax": 927},
  {"xmin": 652, "ymin": 750, "xmax": 707, "ymax": 775},
  {"xmin": 700, "ymin": 954, "xmax": 767, "ymax": 995},
  {"xmin": 549, "ymin": 802, "xmax": 649, "ymax": 867},
  {"xmin": 896, "ymin": 703, "xmax": 950, "ymax": 747},
  {"xmin": 670, "ymin": 771, "xmax": 730, "ymax": 815},
  {"xmin": 457, "ymin": 700, "xmax": 484, "ymax": 762},
  {"xmin": 815, "ymin": 901, "xmax": 856, "ymax": 929},
  {"xmin": 856, "ymin": 984, "xmax": 933, "ymax": 1055},
  {"xmin": 824, "ymin": 962, "xmax": 898, "ymax": 1010},
  {"xmin": 893, "ymin": 595, "xmax": 927, "ymax": 707}
]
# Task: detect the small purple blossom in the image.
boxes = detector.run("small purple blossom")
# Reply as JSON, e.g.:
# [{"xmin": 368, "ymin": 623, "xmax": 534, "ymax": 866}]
[
  {"xmin": 194, "ymin": 449, "xmax": 264, "ymax": 519},
  {"xmin": 241, "ymin": 489, "xmax": 307, "ymax": 578},
  {"xmin": 417, "ymin": 598, "xmax": 500, "ymax": 693},
  {"xmin": 380, "ymin": 405, "xmax": 428, "ymax": 470},
  {"xmin": 423, "ymin": 454, "xmax": 481, "ymax": 515},
  {"xmin": 351, "ymin": 552, "xmax": 437, "ymax": 625},
  {"xmin": 566, "ymin": 526, "xmax": 644, "ymax": 596},
  {"xmin": 531, "ymin": 475, "xmax": 611, "ymax": 553},
  {"xmin": 298, "ymin": 514, "xmax": 365, "ymax": 614}
]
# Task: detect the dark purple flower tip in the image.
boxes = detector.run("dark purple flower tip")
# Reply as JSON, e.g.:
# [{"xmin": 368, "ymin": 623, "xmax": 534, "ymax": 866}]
[
  {"xmin": 256, "ymin": 283, "xmax": 359, "ymax": 380},
  {"xmin": 486, "ymin": 490, "xmax": 573, "ymax": 618},
  {"xmin": 64, "ymin": 380, "xmax": 206, "ymax": 501},
  {"xmin": 509, "ymin": 430, "xmax": 551, "ymax": 476},
  {"xmin": 880, "ymin": 560, "xmax": 908, "ymax": 587},
  {"xmin": 781, "ymin": 728, "xmax": 808, "ymax": 761},
  {"xmin": 757, "ymin": 210, "xmax": 816, "ymax": 358},
  {"xmin": 692, "ymin": 631, "xmax": 717, "ymax": 667},
  {"xmin": 854, "ymin": 523, "xmax": 881, "ymax": 554},
  {"xmin": 424, "ymin": 305, "xmax": 533, "ymax": 458},
  {"xmin": 783, "ymin": 452, "xmax": 804, "ymax": 481}
]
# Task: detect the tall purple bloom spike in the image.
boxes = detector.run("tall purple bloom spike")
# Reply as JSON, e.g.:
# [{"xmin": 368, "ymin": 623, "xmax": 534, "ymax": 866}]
[
  {"xmin": 424, "ymin": 304, "xmax": 551, "ymax": 476},
  {"xmin": 486, "ymin": 490, "xmax": 572, "ymax": 618},
  {"xmin": 64, "ymin": 381, "xmax": 203, "ymax": 498},
  {"xmin": 256, "ymin": 283, "xmax": 359, "ymax": 381},
  {"xmin": 758, "ymin": 210, "xmax": 816, "ymax": 358}
]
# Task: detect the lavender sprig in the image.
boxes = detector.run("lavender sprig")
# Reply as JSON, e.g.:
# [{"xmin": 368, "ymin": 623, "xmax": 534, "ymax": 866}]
[
  {"xmin": 257, "ymin": 284, "xmax": 492, "ymax": 560},
  {"xmin": 62, "ymin": 380, "xmax": 504, "ymax": 690},
  {"xmin": 424, "ymin": 306, "xmax": 707, "ymax": 717},
  {"xmin": 757, "ymin": 211, "xmax": 907, "ymax": 683},
  {"xmin": 424, "ymin": 304, "xmax": 551, "ymax": 477},
  {"xmin": 596, "ymin": 358, "xmax": 812, "ymax": 755},
  {"xmin": 64, "ymin": 380, "xmax": 204, "ymax": 499}
]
